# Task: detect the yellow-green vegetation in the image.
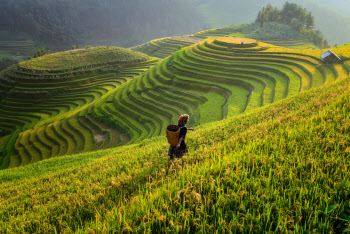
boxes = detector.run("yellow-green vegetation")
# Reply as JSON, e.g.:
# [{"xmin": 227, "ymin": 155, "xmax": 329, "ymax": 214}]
[
  {"xmin": 0, "ymin": 46, "xmax": 158, "ymax": 169},
  {"xmin": 0, "ymin": 73, "xmax": 349, "ymax": 232},
  {"xmin": 199, "ymin": 92, "xmax": 226, "ymax": 124},
  {"xmin": 1, "ymin": 36, "xmax": 350, "ymax": 170},
  {"xmin": 195, "ymin": 23, "xmax": 318, "ymax": 49},
  {"xmin": 63, "ymin": 36, "xmax": 349, "ymax": 170},
  {"xmin": 20, "ymin": 46, "xmax": 149, "ymax": 71},
  {"xmin": 131, "ymin": 37, "xmax": 197, "ymax": 59}
]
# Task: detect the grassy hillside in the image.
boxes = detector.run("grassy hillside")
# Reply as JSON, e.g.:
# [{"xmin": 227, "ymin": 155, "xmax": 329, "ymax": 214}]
[
  {"xmin": 0, "ymin": 70, "xmax": 349, "ymax": 232},
  {"xmin": 115, "ymin": 36, "xmax": 349, "ymax": 140},
  {"xmin": 195, "ymin": 23, "xmax": 318, "ymax": 49},
  {"xmin": 132, "ymin": 23, "xmax": 318, "ymax": 60},
  {"xmin": 131, "ymin": 36, "xmax": 201, "ymax": 59},
  {"xmin": 0, "ymin": 46, "xmax": 158, "ymax": 169},
  {"xmin": 1, "ymin": 36, "xmax": 349, "ymax": 170}
]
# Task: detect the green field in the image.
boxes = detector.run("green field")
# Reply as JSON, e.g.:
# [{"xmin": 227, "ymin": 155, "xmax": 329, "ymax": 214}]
[
  {"xmin": 0, "ymin": 24, "xmax": 350, "ymax": 232},
  {"xmin": 0, "ymin": 46, "xmax": 158, "ymax": 169},
  {"xmin": 132, "ymin": 23, "xmax": 319, "ymax": 61},
  {"xmin": 131, "ymin": 36, "xmax": 200, "ymax": 59},
  {"xmin": 0, "ymin": 72, "xmax": 350, "ymax": 232},
  {"xmin": 1, "ymin": 35, "xmax": 349, "ymax": 169}
]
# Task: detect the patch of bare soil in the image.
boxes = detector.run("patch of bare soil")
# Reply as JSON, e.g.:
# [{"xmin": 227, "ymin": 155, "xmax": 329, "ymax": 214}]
[{"xmin": 95, "ymin": 134, "xmax": 107, "ymax": 143}]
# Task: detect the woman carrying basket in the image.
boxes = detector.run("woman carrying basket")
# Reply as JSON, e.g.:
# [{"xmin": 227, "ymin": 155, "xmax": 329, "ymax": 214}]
[{"xmin": 168, "ymin": 114, "xmax": 194, "ymax": 160}]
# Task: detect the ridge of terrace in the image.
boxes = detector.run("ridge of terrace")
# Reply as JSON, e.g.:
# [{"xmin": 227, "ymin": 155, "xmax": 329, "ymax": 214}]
[{"xmin": 1, "ymin": 39, "xmax": 350, "ymax": 169}]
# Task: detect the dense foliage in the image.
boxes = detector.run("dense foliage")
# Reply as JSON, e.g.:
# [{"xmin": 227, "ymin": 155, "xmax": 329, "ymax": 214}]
[
  {"xmin": 256, "ymin": 2, "xmax": 330, "ymax": 48},
  {"xmin": 190, "ymin": 0, "xmax": 350, "ymax": 46},
  {"xmin": 0, "ymin": 0, "xmax": 207, "ymax": 50}
]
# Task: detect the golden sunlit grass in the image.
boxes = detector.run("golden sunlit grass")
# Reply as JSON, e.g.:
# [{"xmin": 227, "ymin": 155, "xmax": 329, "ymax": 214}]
[
  {"xmin": 0, "ymin": 74, "xmax": 349, "ymax": 233},
  {"xmin": 215, "ymin": 37, "xmax": 257, "ymax": 45},
  {"xmin": 2, "ymin": 37, "xmax": 349, "ymax": 170}
]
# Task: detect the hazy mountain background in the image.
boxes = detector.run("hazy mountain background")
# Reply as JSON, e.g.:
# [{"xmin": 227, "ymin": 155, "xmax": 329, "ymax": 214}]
[
  {"xmin": 0, "ymin": 0, "xmax": 208, "ymax": 50},
  {"xmin": 192, "ymin": 0, "xmax": 350, "ymax": 46},
  {"xmin": 0, "ymin": 0, "xmax": 350, "ymax": 52},
  {"xmin": 316, "ymin": 0, "xmax": 350, "ymax": 16}
]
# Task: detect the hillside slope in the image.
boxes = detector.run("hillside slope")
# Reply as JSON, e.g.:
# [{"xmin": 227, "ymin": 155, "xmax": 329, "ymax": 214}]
[
  {"xmin": 0, "ymin": 73, "xmax": 349, "ymax": 232},
  {"xmin": 131, "ymin": 22, "xmax": 318, "ymax": 60},
  {"xmin": 1, "ymin": 37, "xmax": 349, "ymax": 169},
  {"xmin": 0, "ymin": 47, "xmax": 158, "ymax": 169},
  {"xmin": 102, "ymin": 36, "xmax": 349, "ymax": 143}
]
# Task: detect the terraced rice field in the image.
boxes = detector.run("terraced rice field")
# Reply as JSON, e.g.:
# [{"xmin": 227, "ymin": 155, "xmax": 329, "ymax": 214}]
[
  {"xmin": 195, "ymin": 23, "xmax": 317, "ymax": 50},
  {"xmin": 195, "ymin": 25, "xmax": 242, "ymax": 39},
  {"xmin": 1, "ymin": 38, "xmax": 349, "ymax": 170},
  {"xmin": 131, "ymin": 37, "xmax": 196, "ymax": 59},
  {"xmin": 1, "ymin": 73, "xmax": 350, "ymax": 232},
  {"xmin": 0, "ymin": 47, "xmax": 158, "ymax": 169},
  {"xmin": 92, "ymin": 37, "xmax": 350, "ymax": 147},
  {"xmin": 261, "ymin": 39, "xmax": 316, "ymax": 49},
  {"xmin": 132, "ymin": 23, "xmax": 316, "ymax": 61},
  {"xmin": 0, "ymin": 40, "xmax": 35, "ymax": 57}
]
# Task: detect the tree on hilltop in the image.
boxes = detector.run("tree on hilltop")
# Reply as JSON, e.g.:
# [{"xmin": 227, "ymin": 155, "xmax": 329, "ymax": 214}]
[
  {"xmin": 256, "ymin": 2, "xmax": 329, "ymax": 48},
  {"xmin": 256, "ymin": 4, "xmax": 279, "ymax": 28},
  {"xmin": 305, "ymin": 12, "xmax": 315, "ymax": 32}
]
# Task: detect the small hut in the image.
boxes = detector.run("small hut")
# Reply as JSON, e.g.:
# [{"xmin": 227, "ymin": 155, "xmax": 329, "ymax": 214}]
[{"xmin": 321, "ymin": 50, "xmax": 341, "ymax": 63}]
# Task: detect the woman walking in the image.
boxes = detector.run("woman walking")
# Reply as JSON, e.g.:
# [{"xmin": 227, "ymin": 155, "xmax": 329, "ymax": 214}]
[{"xmin": 168, "ymin": 114, "xmax": 194, "ymax": 160}]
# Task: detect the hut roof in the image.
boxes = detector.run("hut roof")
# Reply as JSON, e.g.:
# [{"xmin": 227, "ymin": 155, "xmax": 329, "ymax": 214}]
[{"xmin": 321, "ymin": 50, "xmax": 341, "ymax": 60}]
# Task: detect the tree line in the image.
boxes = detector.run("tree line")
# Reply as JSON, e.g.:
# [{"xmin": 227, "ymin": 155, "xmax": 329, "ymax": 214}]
[
  {"xmin": 0, "ymin": 0, "xmax": 207, "ymax": 51},
  {"xmin": 256, "ymin": 2, "xmax": 330, "ymax": 48}
]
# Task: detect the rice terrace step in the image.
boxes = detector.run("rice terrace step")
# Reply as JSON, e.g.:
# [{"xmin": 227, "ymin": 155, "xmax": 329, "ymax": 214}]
[{"xmin": 0, "ymin": 9, "xmax": 350, "ymax": 232}]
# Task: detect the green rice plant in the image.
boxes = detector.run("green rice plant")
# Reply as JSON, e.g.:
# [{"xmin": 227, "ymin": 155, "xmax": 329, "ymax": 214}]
[
  {"xmin": 118, "ymin": 90, "xmax": 163, "ymax": 139},
  {"xmin": 172, "ymin": 51, "xmax": 274, "ymax": 105},
  {"xmin": 66, "ymin": 117, "xmax": 92, "ymax": 152},
  {"xmin": 7, "ymin": 154, "xmax": 20, "ymax": 168},
  {"xmin": 37, "ymin": 126, "xmax": 60, "ymax": 157},
  {"xmin": 144, "ymin": 66, "xmax": 164, "ymax": 88},
  {"xmin": 51, "ymin": 121, "xmax": 75, "ymax": 155},
  {"xmin": 129, "ymin": 92, "xmax": 172, "ymax": 126},
  {"xmin": 141, "ymin": 92, "xmax": 181, "ymax": 122},
  {"xmin": 60, "ymin": 119, "xmax": 81, "ymax": 153},
  {"xmin": 190, "ymin": 43, "xmax": 313, "ymax": 91},
  {"xmin": 1, "ymin": 75, "xmax": 349, "ymax": 232},
  {"xmin": 100, "ymin": 103, "xmax": 142, "ymax": 142},
  {"xmin": 181, "ymin": 47, "xmax": 295, "ymax": 99},
  {"xmin": 132, "ymin": 37, "xmax": 195, "ymax": 59},
  {"xmin": 1, "ymin": 32, "xmax": 349, "ymax": 170},
  {"xmin": 0, "ymin": 51, "xmax": 156, "ymax": 168},
  {"xmin": 19, "ymin": 130, "xmax": 42, "ymax": 163},
  {"xmin": 30, "ymin": 128, "xmax": 52, "ymax": 160},
  {"xmin": 19, "ymin": 46, "xmax": 149, "ymax": 72},
  {"xmin": 199, "ymin": 92, "xmax": 226, "ymax": 124}
]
